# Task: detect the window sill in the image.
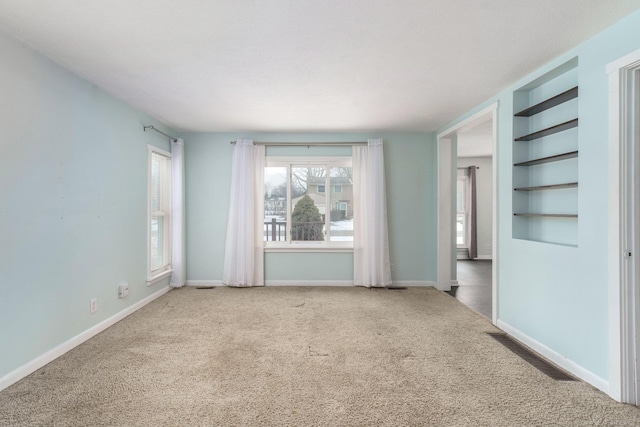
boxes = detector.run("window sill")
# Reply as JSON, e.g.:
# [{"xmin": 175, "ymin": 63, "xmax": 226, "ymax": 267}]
[
  {"xmin": 147, "ymin": 269, "xmax": 172, "ymax": 286},
  {"xmin": 265, "ymin": 244, "xmax": 353, "ymax": 253}
]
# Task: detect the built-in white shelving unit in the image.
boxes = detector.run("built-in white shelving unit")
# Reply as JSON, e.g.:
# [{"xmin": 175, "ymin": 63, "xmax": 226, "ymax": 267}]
[{"xmin": 512, "ymin": 58, "xmax": 579, "ymax": 246}]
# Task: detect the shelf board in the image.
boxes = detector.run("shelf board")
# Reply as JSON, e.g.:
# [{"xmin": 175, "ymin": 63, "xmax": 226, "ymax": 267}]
[
  {"xmin": 514, "ymin": 86, "xmax": 579, "ymax": 117},
  {"xmin": 514, "ymin": 182, "xmax": 578, "ymax": 191},
  {"xmin": 513, "ymin": 213, "xmax": 578, "ymax": 218},
  {"xmin": 514, "ymin": 118, "xmax": 578, "ymax": 142},
  {"xmin": 514, "ymin": 151, "xmax": 578, "ymax": 166}
]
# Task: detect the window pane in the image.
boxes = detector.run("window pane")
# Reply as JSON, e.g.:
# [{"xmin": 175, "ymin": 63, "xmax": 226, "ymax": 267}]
[
  {"xmin": 150, "ymin": 216, "xmax": 164, "ymax": 271},
  {"xmin": 151, "ymin": 154, "xmax": 161, "ymax": 212},
  {"xmin": 291, "ymin": 166, "xmax": 326, "ymax": 241},
  {"xmin": 329, "ymin": 167, "xmax": 353, "ymax": 242},
  {"xmin": 264, "ymin": 166, "xmax": 288, "ymax": 241},
  {"xmin": 151, "ymin": 152, "xmax": 168, "ymax": 212},
  {"xmin": 456, "ymin": 178, "xmax": 465, "ymax": 212},
  {"xmin": 457, "ymin": 213, "xmax": 466, "ymax": 246}
]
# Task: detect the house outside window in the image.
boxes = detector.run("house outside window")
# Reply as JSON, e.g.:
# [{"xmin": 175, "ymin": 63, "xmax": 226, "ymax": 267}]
[{"xmin": 264, "ymin": 157, "xmax": 353, "ymax": 249}]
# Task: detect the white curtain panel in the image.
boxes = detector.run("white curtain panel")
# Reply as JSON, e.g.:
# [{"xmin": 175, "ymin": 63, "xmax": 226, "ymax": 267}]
[
  {"xmin": 222, "ymin": 139, "xmax": 265, "ymax": 287},
  {"xmin": 170, "ymin": 138, "xmax": 186, "ymax": 288},
  {"xmin": 353, "ymin": 139, "xmax": 392, "ymax": 288}
]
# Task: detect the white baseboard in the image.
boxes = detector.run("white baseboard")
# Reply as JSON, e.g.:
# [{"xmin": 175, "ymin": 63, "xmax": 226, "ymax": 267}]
[
  {"xmin": 265, "ymin": 280, "xmax": 353, "ymax": 286},
  {"xmin": 475, "ymin": 255, "xmax": 492, "ymax": 260},
  {"xmin": 267, "ymin": 280, "xmax": 435, "ymax": 287},
  {"xmin": 0, "ymin": 285, "xmax": 171, "ymax": 393},
  {"xmin": 185, "ymin": 280, "xmax": 223, "ymax": 287},
  {"xmin": 393, "ymin": 280, "xmax": 436, "ymax": 287},
  {"xmin": 187, "ymin": 280, "xmax": 436, "ymax": 288},
  {"xmin": 496, "ymin": 320, "xmax": 609, "ymax": 395},
  {"xmin": 450, "ymin": 280, "xmax": 459, "ymax": 285}
]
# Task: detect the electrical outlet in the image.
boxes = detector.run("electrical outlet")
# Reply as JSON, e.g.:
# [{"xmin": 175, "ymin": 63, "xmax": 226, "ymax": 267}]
[
  {"xmin": 118, "ymin": 283, "xmax": 129, "ymax": 298},
  {"xmin": 90, "ymin": 298, "xmax": 97, "ymax": 314}
]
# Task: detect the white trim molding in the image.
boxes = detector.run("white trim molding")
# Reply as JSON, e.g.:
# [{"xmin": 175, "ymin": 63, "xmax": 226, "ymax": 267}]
[
  {"xmin": 607, "ymin": 47, "xmax": 640, "ymax": 404},
  {"xmin": 497, "ymin": 320, "xmax": 609, "ymax": 395},
  {"xmin": 266, "ymin": 280, "xmax": 354, "ymax": 287},
  {"xmin": 393, "ymin": 280, "xmax": 436, "ymax": 287},
  {"xmin": 436, "ymin": 102, "xmax": 499, "ymax": 325},
  {"xmin": 436, "ymin": 133, "xmax": 454, "ymax": 291},
  {"xmin": 147, "ymin": 145, "xmax": 172, "ymax": 284},
  {"xmin": 0, "ymin": 286, "xmax": 171, "ymax": 393},
  {"xmin": 264, "ymin": 280, "xmax": 435, "ymax": 287},
  {"xmin": 185, "ymin": 280, "xmax": 223, "ymax": 287},
  {"xmin": 147, "ymin": 269, "xmax": 172, "ymax": 286}
]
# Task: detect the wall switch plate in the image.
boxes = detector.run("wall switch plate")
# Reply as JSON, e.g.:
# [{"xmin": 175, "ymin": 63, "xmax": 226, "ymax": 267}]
[
  {"xmin": 90, "ymin": 298, "xmax": 97, "ymax": 314},
  {"xmin": 118, "ymin": 284, "xmax": 129, "ymax": 298}
]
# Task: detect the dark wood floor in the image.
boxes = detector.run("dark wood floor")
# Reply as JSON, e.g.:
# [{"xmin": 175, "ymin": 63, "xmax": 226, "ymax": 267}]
[{"xmin": 446, "ymin": 260, "xmax": 492, "ymax": 318}]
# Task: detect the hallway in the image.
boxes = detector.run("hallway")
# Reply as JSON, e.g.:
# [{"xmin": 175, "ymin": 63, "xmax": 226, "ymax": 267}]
[{"xmin": 447, "ymin": 260, "xmax": 492, "ymax": 318}]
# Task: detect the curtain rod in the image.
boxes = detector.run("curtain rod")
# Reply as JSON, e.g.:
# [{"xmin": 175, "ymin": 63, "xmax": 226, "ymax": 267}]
[
  {"xmin": 230, "ymin": 141, "xmax": 367, "ymax": 147},
  {"xmin": 144, "ymin": 125, "xmax": 177, "ymax": 142},
  {"xmin": 457, "ymin": 166, "xmax": 479, "ymax": 169}
]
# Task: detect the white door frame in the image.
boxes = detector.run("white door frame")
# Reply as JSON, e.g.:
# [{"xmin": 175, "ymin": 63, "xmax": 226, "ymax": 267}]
[
  {"xmin": 608, "ymin": 48, "xmax": 640, "ymax": 404},
  {"xmin": 436, "ymin": 102, "xmax": 499, "ymax": 325}
]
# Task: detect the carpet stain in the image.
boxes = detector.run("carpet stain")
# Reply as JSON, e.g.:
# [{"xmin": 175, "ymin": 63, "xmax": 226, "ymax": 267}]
[{"xmin": 308, "ymin": 345, "xmax": 330, "ymax": 357}]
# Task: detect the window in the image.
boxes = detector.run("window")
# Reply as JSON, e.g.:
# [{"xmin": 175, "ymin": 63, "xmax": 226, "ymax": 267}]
[
  {"xmin": 264, "ymin": 157, "xmax": 353, "ymax": 249},
  {"xmin": 147, "ymin": 146, "xmax": 172, "ymax": 284},
  {"xmin": 457, "ymin": 175, "xmax": 467, "ymax": 247},
  {"xmin": 334, "ymin": 184, "xmax": 342, "ymax": 193},
  {"xmin": 338, "ymin": 202, "xmax": 348, "ymax": 218}
]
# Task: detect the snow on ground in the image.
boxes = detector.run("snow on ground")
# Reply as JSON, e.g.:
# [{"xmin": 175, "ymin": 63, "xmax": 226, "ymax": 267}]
[{"xmin": 330, "ymin": 218, "xmax": 353, "ymax": 231}]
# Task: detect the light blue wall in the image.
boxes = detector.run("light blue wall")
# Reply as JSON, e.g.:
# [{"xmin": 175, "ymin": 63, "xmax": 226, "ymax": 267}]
[
  {"xmin": 438, "ymin": 10, "xmax": 640, "ymax": 381},
  {"xmin": 0, "ymin": 31, "xmax": 174, "ymax": 380},
  {"xmin": 182, "ymin": 132, "xmax": 437, "ymax": 283}
]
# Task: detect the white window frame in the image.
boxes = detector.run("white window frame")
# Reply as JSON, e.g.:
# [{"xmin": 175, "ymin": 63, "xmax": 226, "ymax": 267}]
[
  {"xmin": 147, "ymin": 145, "xmax": 172, "ymax": 285},
  {"xmin": 265, "ymin": 156, "xmax": 353, "ymax": 252}
]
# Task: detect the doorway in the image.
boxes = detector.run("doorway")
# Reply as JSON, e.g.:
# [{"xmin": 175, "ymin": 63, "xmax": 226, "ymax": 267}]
[
  {"xmin": 451, "ymin": 117, "xmax": 494, "ymax": 318},
  {"xmin": 437, "ymin": 103, "xmax": 498, "ymax": 324}
]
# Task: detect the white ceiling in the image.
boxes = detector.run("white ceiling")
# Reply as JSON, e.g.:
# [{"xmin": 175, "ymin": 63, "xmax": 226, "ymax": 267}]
[{"xmin": 1, "ymin": 1, "xmax": 639, "ymax": 133}]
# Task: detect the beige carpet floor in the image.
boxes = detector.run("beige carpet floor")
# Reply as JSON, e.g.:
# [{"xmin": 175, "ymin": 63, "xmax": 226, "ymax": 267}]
[{"xmin": 1, "ymin": 286, "xmax": 639, "ymax": 426}]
